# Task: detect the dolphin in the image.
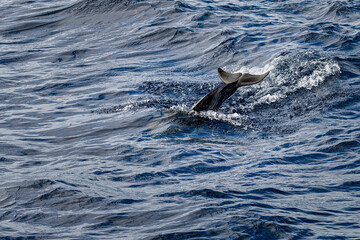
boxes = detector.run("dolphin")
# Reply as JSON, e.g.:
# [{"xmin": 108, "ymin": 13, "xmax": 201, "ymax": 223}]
[{"xmin": 192, "ymin": 68, "xmax": 269, "ymax": 112}]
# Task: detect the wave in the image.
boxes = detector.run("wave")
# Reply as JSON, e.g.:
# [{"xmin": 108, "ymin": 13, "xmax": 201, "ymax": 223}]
[
  {"xmin": 320, "ymin": 1, "xmax": 359, "ymax": 18},
  {"xmin": 1, "ymin": 1, "xmax": 359, "ymax": 238}
]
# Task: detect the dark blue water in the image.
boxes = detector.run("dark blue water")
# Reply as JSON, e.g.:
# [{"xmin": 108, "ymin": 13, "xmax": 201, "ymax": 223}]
[{"xmin": 1, "ymin": 0, "xmax": 360, "ymax": 239}]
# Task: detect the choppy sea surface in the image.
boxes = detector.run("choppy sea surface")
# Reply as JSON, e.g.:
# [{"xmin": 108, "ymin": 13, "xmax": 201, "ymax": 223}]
[{"xmin": 1, "ymin": 0, "xmax": 360, "ymax": 239}]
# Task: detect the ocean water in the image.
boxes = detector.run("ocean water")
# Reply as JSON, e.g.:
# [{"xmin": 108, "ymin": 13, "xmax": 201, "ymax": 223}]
[{"xmin": 1, "ymin": 0, "xmax": 360, "ymax": 239}]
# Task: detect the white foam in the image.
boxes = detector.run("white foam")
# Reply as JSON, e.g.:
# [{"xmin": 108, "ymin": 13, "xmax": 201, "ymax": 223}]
[
  {"xmin": 296, "ymin": 60, "xmax": 340, "ymax": 90},
  {"xmin": 234, "ymin": 62, "xmax": 274, "ymax": 75},
  {"xmin": 170, "ymin": 104, "xmax": 246, "ymax": 127},
  {"xmin": 258, "ymin": 93, "xmax": 285, "ymax": 104},
  {"xmin": 249, "ymin": 52, "xmax": 340, "ymax": 108}
]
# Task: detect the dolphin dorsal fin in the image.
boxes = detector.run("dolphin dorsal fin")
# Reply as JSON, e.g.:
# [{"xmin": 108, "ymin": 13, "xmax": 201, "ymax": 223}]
[
  {"xmin": 217, "ymin": 68, "xmax": 242, "ymax": 84},
  {"xmin": 237, "ymin": 71, "xmax": 270, "ymax": 87}
]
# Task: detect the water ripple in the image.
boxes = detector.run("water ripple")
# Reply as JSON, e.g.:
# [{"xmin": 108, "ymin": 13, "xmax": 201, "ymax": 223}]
[{"xmin": 1, "ymin": 0, "xmax": 360, "ymax": 239}]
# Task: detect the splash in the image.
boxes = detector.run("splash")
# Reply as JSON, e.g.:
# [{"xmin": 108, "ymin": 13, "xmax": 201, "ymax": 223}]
[
  {"xmin": 229, "ymin": 51, "xmax": 341, "ymax": 110},
  {"xmin": 170, "ymin": 104, "xmax": 246, "ymax": 127},
  {"xmin": 167, "ymin": 51, "xmax": 341, "ymax": 129}
]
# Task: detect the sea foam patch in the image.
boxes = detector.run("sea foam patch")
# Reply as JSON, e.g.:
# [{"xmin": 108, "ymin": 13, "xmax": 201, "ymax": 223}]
[{"xmin": 231, "ymin": 51, "xmax": 341, "ymax": 109}]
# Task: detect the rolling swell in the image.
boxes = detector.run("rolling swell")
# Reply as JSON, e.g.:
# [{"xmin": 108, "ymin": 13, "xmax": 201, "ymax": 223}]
[{"xmin": 1, "ymin": 0, "xmax": 360, "ymax": 239}]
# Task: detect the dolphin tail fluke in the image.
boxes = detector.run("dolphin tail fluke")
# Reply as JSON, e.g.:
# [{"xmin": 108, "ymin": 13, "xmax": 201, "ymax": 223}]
[
  {"xmin": 218, "ymin": 68, "xmax": 269, "ymax": 86},
  {"xmin": 217, "ymin": 68, "xmax": 242, "ymax": 84},
  {"xmin": 237, "ymin": 71, "xmax": 270, "ymax": 87},
  {"xmin": 192, "ymin": 67, "xmax": 270, "ymax": 112}
]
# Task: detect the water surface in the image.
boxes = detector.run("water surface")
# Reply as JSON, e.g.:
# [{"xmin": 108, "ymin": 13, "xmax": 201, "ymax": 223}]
[{"xmin": 1, "ymin": 0, "xmax": 360, "ymax": 239}]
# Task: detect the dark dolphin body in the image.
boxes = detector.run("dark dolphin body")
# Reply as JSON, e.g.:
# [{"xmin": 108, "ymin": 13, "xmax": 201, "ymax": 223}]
[{"xmin": 192, "ymin": 68, "xmax": 270, "ymax": 112}]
